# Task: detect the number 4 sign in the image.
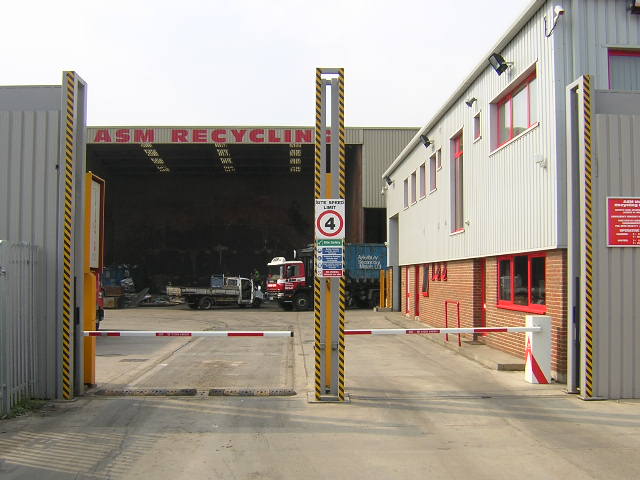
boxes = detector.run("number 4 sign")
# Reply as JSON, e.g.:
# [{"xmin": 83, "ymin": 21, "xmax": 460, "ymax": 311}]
[{"xmin": 315, "ymin": 199, "xmax": 346, "ymax": 239}]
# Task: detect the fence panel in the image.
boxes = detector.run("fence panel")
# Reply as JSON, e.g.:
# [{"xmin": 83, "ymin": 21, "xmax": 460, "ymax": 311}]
[{"xmin": 0, "ymin": 241, "xmax": 44, "ymax": 416}]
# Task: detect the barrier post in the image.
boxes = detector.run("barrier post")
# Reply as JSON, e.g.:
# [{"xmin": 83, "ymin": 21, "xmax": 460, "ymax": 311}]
[{"xmin": 524, "ymin": 315, "xmax": 551, "ymax": 384}]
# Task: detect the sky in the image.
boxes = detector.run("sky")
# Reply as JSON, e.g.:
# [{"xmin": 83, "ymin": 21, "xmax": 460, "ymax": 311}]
[{"xmin": 2, "ymin": 0, "xmax": 531, "ymax": 128}]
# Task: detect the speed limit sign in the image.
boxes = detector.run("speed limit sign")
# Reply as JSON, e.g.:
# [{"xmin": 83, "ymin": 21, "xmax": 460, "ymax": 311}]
[{"xmin": 315, "ymin": 199, "xmax": 345, "ymax": 239}]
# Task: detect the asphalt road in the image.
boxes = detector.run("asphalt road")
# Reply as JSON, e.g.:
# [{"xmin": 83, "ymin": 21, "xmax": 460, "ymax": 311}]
[{"xmin": 1, "ymin": 303, "xmax": 639, "ymax": 480}]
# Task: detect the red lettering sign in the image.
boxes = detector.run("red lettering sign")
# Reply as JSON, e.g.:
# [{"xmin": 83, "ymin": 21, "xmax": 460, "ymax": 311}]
[
  {"xmin": 608, "ymin": 197, "xmax": 640, "ymax": 247},
  {"xmin": 94, "ymin": 130, "xmax": 112, "ymax": 143},
  {"xmin": 295, "ymin": 129, "xmax": 312, "ymax": 143},
  {"xmin": 172, "ymin": 129, "xmax": 188, "ymax": 142},
  {"xmin": 249, "ymin": 129, "xmax": 264, "ymax": 142},
  {"xmin": 231, "ymin": 129, "xmax": 247, "ymax": 142},
  {"xmin": 115, "ymin": 129, "xmax": 130, "ymax": 143},
  {"xmin": 267, "ymin": 129, "xmax": 281, "ymax": 142},
  {"xmin": 134, "ymin": 129, "xmax": 154, "ymax": 143},
  {"xmin": 212, "ymin": 129, "xmax": 226, "ymax": 142},
  {"xmin": 192, "ymin": 129, "xmax": 207, "ymax": 142}
]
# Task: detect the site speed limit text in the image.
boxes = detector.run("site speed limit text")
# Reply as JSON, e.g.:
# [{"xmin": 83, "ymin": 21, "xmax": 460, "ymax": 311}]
[{"xmin": 315, "ymin": 199, "xmax": 345, "ymax": 239}]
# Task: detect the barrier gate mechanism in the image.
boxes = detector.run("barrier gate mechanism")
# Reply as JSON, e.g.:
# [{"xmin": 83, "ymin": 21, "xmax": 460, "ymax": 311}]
[{"xmin": 314, "ymin": 68, "xmax": 347, "ymax": 402}]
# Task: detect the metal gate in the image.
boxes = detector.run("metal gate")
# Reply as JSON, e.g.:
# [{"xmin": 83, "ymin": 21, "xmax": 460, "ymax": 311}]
[{"xmin": 0, "ymin": 242, "xmax": 45, "ymax": 416}]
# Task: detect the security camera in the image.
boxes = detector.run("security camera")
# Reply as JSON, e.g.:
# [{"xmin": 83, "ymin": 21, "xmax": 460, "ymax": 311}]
[{"xmin": 554, "ymin": 5, "xmax": 565, "ymax": 15}]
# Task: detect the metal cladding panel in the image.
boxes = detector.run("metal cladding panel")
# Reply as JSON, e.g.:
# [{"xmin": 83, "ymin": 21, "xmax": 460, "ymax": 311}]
[
  {"xmin": 592, "ymin": 109, "xmax": 640, "ymax": 399},
  {"xmin": 569, "ymin": 0, "xmax": 640, "ymax": 91},
  {"xmin": 389, "ymin": 6, "xmax": 560, "ymax": 266},
  {"xmin": 362, "ymin": 129, "xmax": 418, "ymax": 209},
  {"xmin": 0, "ymin": 86, "xmax": 62, "ymax": 399}
]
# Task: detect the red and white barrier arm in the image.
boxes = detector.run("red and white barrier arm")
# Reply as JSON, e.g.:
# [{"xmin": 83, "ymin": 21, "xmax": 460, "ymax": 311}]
[
  {"xmin": 84, "ymin": 330, "xmax": 294, "ymax": 337},
  {"xmin": 345, "ymin": 326, "xmax": 542, "ymax": 336}
]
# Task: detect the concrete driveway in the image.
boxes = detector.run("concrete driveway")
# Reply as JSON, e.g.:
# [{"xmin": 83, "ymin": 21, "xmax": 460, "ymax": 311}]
[{"xmin": 1, "ymin": 304, "xmax": 639, "ymax": 479}]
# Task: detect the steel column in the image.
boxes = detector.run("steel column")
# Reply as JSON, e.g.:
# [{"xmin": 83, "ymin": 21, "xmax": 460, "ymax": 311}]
[{"xmin": 314, "ymin": 68, "xmax": 346, "ymax": 402}]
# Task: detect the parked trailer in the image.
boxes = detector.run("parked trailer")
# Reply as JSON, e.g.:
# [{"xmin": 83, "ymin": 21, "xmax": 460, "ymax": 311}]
[
  {"xmin": 266, "ymin": 243, "xmax": 386, "ymax": 311},
  {"xmin": 167, "ymin": 275, "xmax": 263, "ymax": 310}
]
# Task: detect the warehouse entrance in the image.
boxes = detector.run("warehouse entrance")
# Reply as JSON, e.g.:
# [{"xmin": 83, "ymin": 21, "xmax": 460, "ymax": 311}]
[{"xmin": 86, "ymin": 127, "xmax": 362, "ymax": 298}]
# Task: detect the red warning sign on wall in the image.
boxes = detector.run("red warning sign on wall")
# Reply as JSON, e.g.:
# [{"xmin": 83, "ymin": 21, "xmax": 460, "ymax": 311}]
[{"xmin": 607, "ymin": 197, "xmax": 640, "ymax": 247}]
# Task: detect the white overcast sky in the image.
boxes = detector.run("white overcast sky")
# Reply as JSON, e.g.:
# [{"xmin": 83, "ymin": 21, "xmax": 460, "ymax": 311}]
[{"xmin": 2, "ymin": 0, "xmax": 531, "ymax": 127}]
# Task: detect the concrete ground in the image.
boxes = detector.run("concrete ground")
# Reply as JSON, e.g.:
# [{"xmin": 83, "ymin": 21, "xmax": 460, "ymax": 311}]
[{"xmin": 1, "ymin": 303, "xmax": 639, "ymax": 480}]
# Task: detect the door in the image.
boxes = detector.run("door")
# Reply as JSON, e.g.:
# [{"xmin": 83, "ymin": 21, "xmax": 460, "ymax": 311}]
[
  {"xmin": 414, "ymin": 265, "xmax": 420, "ymax": 317},
  {"xmin": 480, "ymin": 258, "xmax": 487, "ymax": 334}
]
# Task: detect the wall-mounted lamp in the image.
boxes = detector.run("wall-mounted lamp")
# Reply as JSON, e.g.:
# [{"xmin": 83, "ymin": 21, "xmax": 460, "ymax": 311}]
[
  {"xmin": 545, "ymin": 5, "xmax": 565, "ymax": 36},
  {"xmin": 420, "ymin": 134, "xmax": 432, "ymax": 149},
  {"xmin": 464, "ymin": 97, "xmax": 477, "ymax": 108},
  {"xmin": 384, "ymin": 176, "xmax": 393, "ymax": 186},
  {"xmin": 488, "ymin": 53, "xmax": 512, "ymax": 76}
]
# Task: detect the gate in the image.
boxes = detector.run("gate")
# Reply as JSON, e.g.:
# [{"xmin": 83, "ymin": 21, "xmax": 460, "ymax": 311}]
[{"xmin": 0, "ymin": 242, "xmax": 45, "ymax": 416}]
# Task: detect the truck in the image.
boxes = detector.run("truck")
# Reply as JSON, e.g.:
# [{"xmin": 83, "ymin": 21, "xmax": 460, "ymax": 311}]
[
  {"xmin": 265, "ymin": 243, "xmax": 386, "ymax": 311},
  {"xmin": 166, "ymin": 274, "xmax": 264, "ymax": 310}
]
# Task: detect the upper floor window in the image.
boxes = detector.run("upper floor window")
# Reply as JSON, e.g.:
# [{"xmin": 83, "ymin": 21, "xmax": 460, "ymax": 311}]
[
  {"xmin": 419, "ymin": 163, "xmax": 426, "ymax": 198},
  {"xmin": 609, "ymin": 49, "xmax": 640, "ymax": 91},
  {"xmin": 497, "ymin": 73, "xmax": 537, "ymax": 146},
  {"xmin": 403, "ymin": 178, "xmax": 409, "ymax": 208},
  {"xmin": 429, "ymin": 151, "xmax": 437, "ymax": 192},
  {"xmin": 451, "ymin": 133, "xmax": 464, "ymax": 232},
  {"xmin": 410, "ymin": 171, "xmax": 417, "ymax": 204}
]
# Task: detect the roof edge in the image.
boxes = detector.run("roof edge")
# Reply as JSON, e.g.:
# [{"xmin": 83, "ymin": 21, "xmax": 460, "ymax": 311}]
[{"xmin": 383, "ymin": 0, "xmax": 546, "ymax": 179}]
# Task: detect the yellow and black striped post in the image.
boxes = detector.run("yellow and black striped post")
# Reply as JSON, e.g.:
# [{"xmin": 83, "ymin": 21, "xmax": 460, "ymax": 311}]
[
  {"xmin": 582, "ymin": 75, "xmax": 594, "ymax": 399},
  {"xmin": 61, "ymin": 71, "xmax": 76, "ymax": 400},
  {"xmin": 314, "ymin": 68, "xmax": 346, "ymax": 402}
]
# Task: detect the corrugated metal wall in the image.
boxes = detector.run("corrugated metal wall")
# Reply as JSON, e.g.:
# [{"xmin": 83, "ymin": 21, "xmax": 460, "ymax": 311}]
[
  {"xmin": 592, "ymin": 104, "xmax": 640, "ymax": 399},
  {"xmin": 565, "ymin": 0, "xmax": 640, "ymax": 90},
  {"xmin": 362, "ymin": 129, "xmax": 418, "ymax": 209},
  {"xmin": 388, "ymin": 5, "xmax": 561, "ymax": 266},
  {"xmin": 0, "ymin": 242, "xmax": 45, "ymax": 416},
  {"xmin": 0, "ymin": 86, "xmax": 63, "ymax": 400}
]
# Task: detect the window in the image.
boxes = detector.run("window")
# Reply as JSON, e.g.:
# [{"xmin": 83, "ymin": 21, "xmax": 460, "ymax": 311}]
[
  {"xmin": 403, "ymin": 178, "xmax": 408, "ymax": 208},
  {"xmin": 421, "ymin": 264, "xmax": 429, "ymax": 296},
  {"xmin": 410, "ymin": 171, "xmax": 417, "ymax": 204},
  {"xmin": 498, "ymin": 253, "xmax": 546, "ymax": 313},
  {"xmin": 497, "ymin": 73, "xmax": 537, "ymax": 146},
  {"xmin": 451, "ymin": 133, "xmax": 464, "ymax": 232},
  {"xmin": 429, "ymin": 152, "xmax": 437, "ymax": 192},
  {"xmin": 436, "ymin": 149, "xmax": 442, "ymax": 170},
  {"xmin": 419, "ymin": 163, "xmax": 426, "ymax": 198},
  {"xmin": 473, "ymin": 113, "xmax": 481, "ymax": 140},
  {"xmin": 609, "ymin": 49, "xmax": 640, "ymax": 91}
]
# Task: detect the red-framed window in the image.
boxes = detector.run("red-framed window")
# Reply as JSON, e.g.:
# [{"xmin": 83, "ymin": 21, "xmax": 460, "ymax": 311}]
[
  {"xmin": 452, "ymin": 133, "xmax": 464, "ymax": 232},
  {"xmin": 429, "ymin": 152, "xmax": 437, "ymax": 192},
  {"xmin": 497, "ymin": 253, "xmax": 546, "ymax": 313},
  {"xmin": 608, "ymin": 49, "xmax": 640, "ymax": 91},
  {"xmin": 497, "ymin": 72, "xmax": 537, "ymax": 146},
  {"xmin": 410, "ymin": 171, "xmax": 417, "ymax": 204},
  {"xmin": 421, "ymin": 264, "xmax": 429, "ymax": 296},
  {"xmin": 419, "ymin": 163, "xmax": 426, "ymax": 198}
]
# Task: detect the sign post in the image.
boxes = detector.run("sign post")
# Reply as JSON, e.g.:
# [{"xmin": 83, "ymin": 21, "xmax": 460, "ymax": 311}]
[{"xmin": 313, "ymin": 68, "xmax": 346, "ymax": 402}]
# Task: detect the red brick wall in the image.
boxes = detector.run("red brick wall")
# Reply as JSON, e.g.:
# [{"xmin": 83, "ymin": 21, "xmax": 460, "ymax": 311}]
[{"xmin": 400, "ymin": 249, "xmax": 567, "ymax": 380}]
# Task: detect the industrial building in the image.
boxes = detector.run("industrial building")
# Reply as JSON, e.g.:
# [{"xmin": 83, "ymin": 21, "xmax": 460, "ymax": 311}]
[
  {"xmin": 383, "ymin": 0, "xmax": 640, "ymax": 399},
  {"xmin": 0, "ymin": 76, "xmax": 415, "ymax": 410}
]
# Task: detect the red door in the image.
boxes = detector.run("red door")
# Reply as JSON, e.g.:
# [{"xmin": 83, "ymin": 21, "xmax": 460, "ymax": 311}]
[
  {"xmin": 414, "ymin": 265, "xmax": 420, "ymax": 316},
  {"xmin": 405, "ymin": 267, "xmax": 410, "ymax": 313},
  {"xmin": 480, "ymin": 258, "xmax": 487, "ymax": 333}
]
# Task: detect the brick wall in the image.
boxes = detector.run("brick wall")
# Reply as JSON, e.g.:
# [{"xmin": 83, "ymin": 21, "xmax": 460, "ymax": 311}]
[{"xmin": 400, "ymin": 249, "xmax": 567, "ymax": 381}]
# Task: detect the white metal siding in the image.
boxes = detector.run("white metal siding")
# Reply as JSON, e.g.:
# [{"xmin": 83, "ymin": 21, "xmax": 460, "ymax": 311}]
[
  {"xmin": 593, "ymin": 111, "xmax": 640, "ymax": 399},
  {"xmin": 0, "ymin": 88, "xmax": 62, "ymax": 399},
  {"xmin": 389, "ymin": 6, "xmax": 561, "ymax": 266},
  {"xmin": 568, "ymin": 0, "xmax": 640, "ymax": 90}
]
